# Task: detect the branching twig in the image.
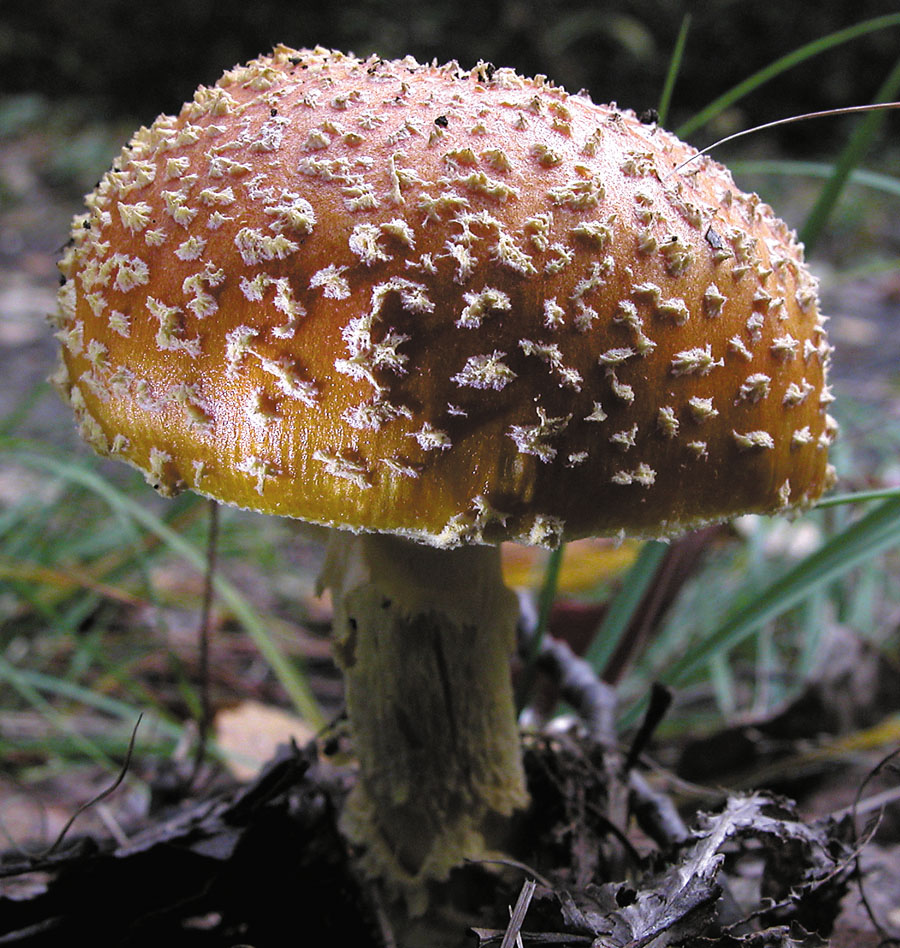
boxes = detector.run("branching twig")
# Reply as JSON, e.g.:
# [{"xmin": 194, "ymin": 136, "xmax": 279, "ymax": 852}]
[{"xmin": 517, "ymin": 592, "xmax": 617, "ymax": 745}]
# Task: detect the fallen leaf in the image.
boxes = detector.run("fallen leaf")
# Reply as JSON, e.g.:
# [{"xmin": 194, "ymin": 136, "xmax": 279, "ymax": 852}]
[{"xmin": 215, "ymin": 700, "xmax": 315, "ymax": 780}]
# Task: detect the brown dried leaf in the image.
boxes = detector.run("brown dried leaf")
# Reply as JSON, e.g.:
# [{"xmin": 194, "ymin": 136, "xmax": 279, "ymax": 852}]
[
  {"xmin": 557, "ymin": 792, "xmax": 848, "ymax": 947},
  {"xmin": 215, "ymin": 700, "xmax": 315, "ymax": 780}
]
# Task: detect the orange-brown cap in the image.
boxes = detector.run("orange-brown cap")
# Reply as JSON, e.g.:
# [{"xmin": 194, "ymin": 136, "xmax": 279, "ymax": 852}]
[{"xmin": 53, "ymin": 46, "xmax": 836, "ymax": 548}]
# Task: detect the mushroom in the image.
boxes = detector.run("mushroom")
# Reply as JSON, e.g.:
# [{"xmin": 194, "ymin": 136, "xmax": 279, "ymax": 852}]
[{"xmin": 52, "ymin": 46, "xmax": 836, "ymax": 910}]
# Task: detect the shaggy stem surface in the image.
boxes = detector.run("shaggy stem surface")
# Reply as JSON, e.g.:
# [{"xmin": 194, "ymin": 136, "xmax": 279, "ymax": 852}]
[{"xmin": 319, "ymin": 532, "xmax": 530, "ymax": 912}]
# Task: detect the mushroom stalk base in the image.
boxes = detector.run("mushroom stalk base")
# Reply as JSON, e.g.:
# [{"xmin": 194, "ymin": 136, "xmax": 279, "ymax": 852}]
[{"xmin": 319, "ymin": 532, "xmax": 529, "ymax": 913}]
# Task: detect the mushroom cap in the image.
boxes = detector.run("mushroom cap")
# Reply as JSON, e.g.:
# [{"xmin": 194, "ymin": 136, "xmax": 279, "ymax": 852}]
[{"xmin": 54, "ymin": 46, "xmax": 836, "ymax": 548}]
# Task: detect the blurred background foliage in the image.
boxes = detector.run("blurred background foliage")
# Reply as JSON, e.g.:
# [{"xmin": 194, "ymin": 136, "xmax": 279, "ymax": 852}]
[{"xmin": 3, "ymin": 0, "xmax": 899, "ymax": 149}]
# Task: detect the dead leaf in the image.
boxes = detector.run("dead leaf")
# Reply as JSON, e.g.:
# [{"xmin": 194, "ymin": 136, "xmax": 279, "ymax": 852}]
[
  {"xmin": 215, "ymin": 700, "xmax": 315, "ymax": 780},
  {"xmin": 555, "ymin": 793, "xmax": 850, "ymax": 947}
]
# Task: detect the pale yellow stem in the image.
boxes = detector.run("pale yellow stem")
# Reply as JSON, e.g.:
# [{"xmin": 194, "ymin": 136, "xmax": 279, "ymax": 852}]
[{"xmin": 318, "ymin": 531, "xmax": 530, "ymax": 912}]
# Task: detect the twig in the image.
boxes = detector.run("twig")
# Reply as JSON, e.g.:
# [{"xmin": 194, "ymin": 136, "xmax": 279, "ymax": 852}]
[
  {"xmin": 190, "ymin": 499, "xmax": 219, "ymax": 786},
  {"xmin": 501, "ymin": 879, "xmax": 537, "ymax": 948},
  {"xmin": 41, "ymin": 713, "xmax": 143, "ymax": 858},
  {"xmin": 832, "ymin": 783, "xmax": 900, "ymax": 821},
  {"xmin": 624, "ymin": 683, "xmax": 672, "ymax": 773},
  {"xmin": 94, "ymin": 802, "xmax": 130, "ymax": 847},
  {"xmin": 851, "ymin": 745, "xmax": 900, "ymax": 945},
  {"xmin": 627, "ymin": 769, "xmax": 689, "ymax": 848},
  {"xmin": 517, "ymin": 593, "xmax": 617, "ymax": 745},
  {"xmin": 473, "ymin": 880, "xmax": 592, "ymax": 945},
  {"xmin": 471, "ymin": 930, "xmax": 591, "ymax": 946},
  {"xmin": 467, "ymin": 855, "xmax": 556, "ymax": 892}
]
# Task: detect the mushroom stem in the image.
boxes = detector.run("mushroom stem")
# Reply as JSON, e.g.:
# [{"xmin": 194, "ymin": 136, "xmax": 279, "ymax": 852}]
[{"xmin": 318, "ymin": 531, "xmax": 530, "ymax": 911}]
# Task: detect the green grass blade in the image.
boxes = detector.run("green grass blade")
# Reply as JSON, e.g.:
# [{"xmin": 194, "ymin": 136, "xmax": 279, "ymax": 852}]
[
  {"xmin": 4, "ymin": 665, "xmax": 255, "ymax": 769},
  {"xmin": 622, "ymin": 495, "xmax": 900, "ymax": 727},
  {"xmin": 800, "ymin": 57, "xmax": 900, "ymax": 254},
  {"xmin": 671, "ymin": 497, "xmax": 900, "ymax": 685},
  {"xmin": 0, "ymin": 656, "xmax": 118, "ymax": 769},
  {"xmin": 3, "ymin": 663, "xmax": 183, "ymax": 741},
  {"xmin": 729, "ymin": 159, "xmax": 900, "ymax": 198},
  {"xmin": 657, "ymin": 14, "xmax": 691, "ymax": 128},
  {"xmin": 0, "ymin": 381, "xmax": 52, "ymax": 438},
  {"xmin": 796, "ymin": 590, "xmax": 829, "ymax": 680},
  {"xmin": 816, "ymin": 487, "xmax": 900, "ymax": 509},
  {"xmin": 585, "ymin": 539, "xmax": 669, "ymax": 674},
  {"xmin": 709, "ymin": 652, "xmax": 736, "ymax": 718},
  {"xmin": 517, "ymin": 543, "xmax": 565, "ymax": 710},
  {"xmin": 2, "ymin": 441, "xmax": 326, "ymax": 729},
  {"xmin": 535, "ymin": 545, "xmax": 565, "ymax": 643},
  {"xmin": 676, "ymin": 13, "xmax": 900, "ymax": 140}
]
